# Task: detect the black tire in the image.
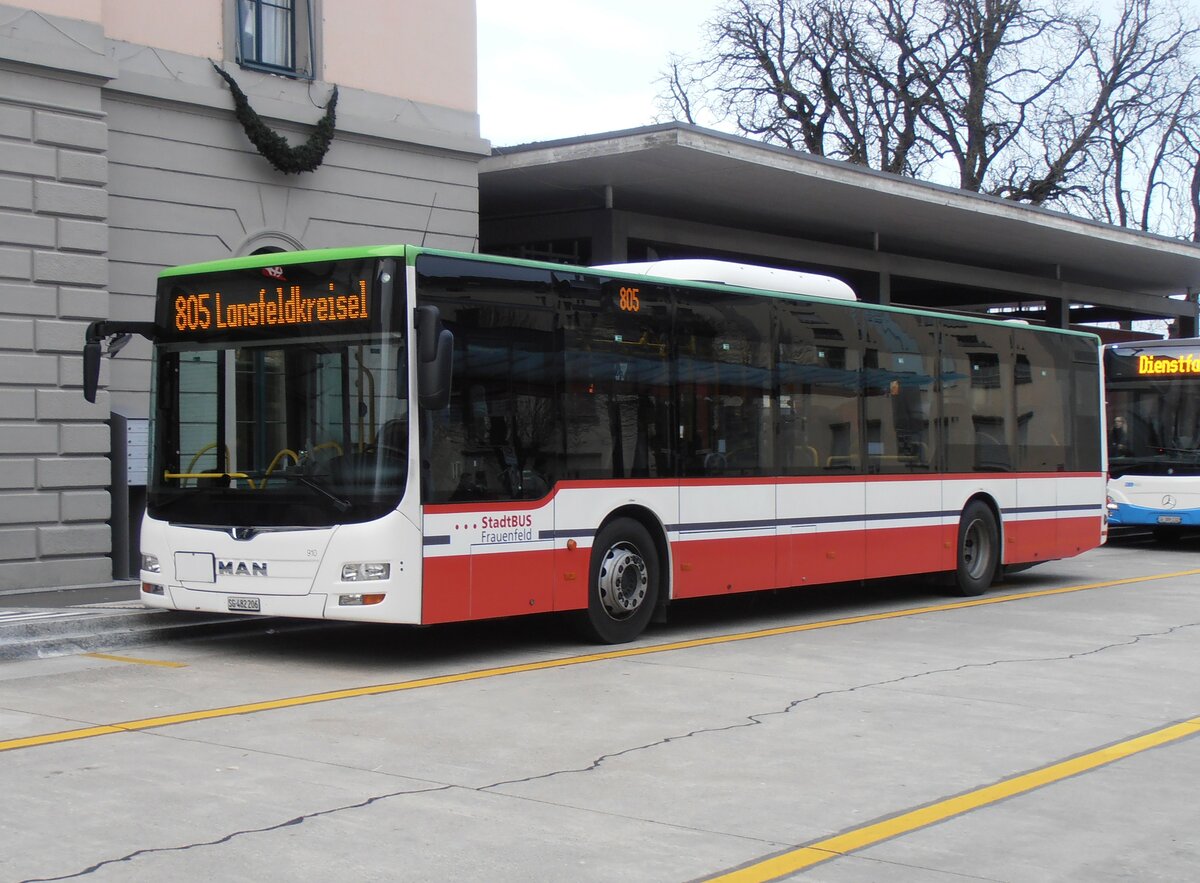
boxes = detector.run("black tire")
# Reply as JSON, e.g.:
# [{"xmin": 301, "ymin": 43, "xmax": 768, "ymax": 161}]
[
  {"xmin": 954, "ymin": 500, "xmax": 999, "ymax": 596},
  {"xmin": 575, "ymin": 518, "xmax": 660, "ymax": 644}
]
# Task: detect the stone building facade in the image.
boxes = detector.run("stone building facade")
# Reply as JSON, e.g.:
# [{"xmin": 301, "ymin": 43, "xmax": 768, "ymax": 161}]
[{"xmin": 0, "ymin": 1, "xmax": 487, "ymax": 590}]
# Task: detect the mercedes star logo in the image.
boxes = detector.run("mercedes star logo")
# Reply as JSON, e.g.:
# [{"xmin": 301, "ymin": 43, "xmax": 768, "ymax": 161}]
[{"xmin": 1162, "ymin": 495, "xmax": 1177, "ymax": 509}]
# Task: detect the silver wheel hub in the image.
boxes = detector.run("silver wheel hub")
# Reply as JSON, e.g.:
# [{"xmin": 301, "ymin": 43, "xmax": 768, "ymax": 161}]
[
  {"xmin": 962, "ymin": 517, "xmax": 992, "ymax": 580},
  {"xmin": 597, "ymin": 544, "xmax": 648, "ymax": 619}
]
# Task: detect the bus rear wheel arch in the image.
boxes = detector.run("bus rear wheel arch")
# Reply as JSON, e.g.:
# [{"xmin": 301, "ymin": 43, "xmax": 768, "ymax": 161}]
[
  {"xmin": 575, "ymin": 516, "xmax": 662, "ymax": 644},
  {"xmin": 953, "ymin": 498, "xmax": 1000, "ymax": 596}
]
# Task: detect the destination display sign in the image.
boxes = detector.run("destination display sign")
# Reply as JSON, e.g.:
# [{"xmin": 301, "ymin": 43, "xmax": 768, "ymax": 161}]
[
  {"xmin": 172, "ymin": 280, "xmax": 369, "ymax": 333},
  {"xmin": 158, "ymin": 259, "xmax": 380, "ymax": 342},
  {"xmin": 1135, "ymin": 353, "xmax": 1200, "ymax": 375}
]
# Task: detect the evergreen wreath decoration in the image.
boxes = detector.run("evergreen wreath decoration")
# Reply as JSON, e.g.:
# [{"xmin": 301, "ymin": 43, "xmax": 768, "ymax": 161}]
[{"xmin": 211, "ymin": 62, "xmax": 338, "ymax": 174}]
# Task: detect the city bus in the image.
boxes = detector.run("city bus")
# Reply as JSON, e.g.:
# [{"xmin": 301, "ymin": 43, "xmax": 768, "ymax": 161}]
[
  {"xmin": 1104, "ymin": 338, "xmax": 1200, "ymax": 541},
  {"xmin": 83, "ymin": 245, "xmax": 1106, "ymax": 643}
]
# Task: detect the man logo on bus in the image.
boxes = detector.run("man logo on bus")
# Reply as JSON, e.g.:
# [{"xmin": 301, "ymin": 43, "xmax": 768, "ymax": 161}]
[{"xmin": 217, "ymin": 560, "xmax": 268, "ymax": 577}]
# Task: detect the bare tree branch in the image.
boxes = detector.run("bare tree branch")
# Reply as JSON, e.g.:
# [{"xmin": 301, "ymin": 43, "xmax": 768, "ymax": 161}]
[{"xmin": 657, "ymin": 0, "xmax": 1200, "ymax": 236}]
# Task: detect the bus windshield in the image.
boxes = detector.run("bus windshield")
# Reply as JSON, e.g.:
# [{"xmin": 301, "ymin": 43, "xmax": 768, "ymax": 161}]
[
  {"xmin": 1106, "ymin": 344, "xmax": 1200, "ymax": 478},
  {"xmin": 147, "ymin": 257, "xmax": 408, "ymax": 528}
]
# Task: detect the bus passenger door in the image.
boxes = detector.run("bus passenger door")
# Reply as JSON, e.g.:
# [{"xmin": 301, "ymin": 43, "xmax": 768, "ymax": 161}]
[
  {"xmin": 776, "ymin": 300, "xmax": 866, "ymax": 588},
  {"xmin": 674, "ymin": 291, "xmax": 777, "ymax": 596},
  {"xmin": 861, "ymin": 313, "xmax": 942, "ymax": 579}
]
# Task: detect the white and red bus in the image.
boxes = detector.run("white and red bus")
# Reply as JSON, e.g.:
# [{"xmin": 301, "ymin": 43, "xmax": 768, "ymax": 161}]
[{"xmin": 84, "ymin": 246, "xmax": 1106, "ymax": 642}]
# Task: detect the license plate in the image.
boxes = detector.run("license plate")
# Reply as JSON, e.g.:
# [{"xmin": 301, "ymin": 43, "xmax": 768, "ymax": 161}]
[
  {"xmin": 227, "ymin": 596, "xmax": 261, "ymax": 612},
  {"xmin": 1157, "ymin": 515, "xmax": 1182, "ymax": 525}
]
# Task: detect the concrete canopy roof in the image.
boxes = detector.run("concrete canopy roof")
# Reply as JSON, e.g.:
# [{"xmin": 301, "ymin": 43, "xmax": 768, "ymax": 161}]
[{"xmin": 480, "ymin": 124, "xmax": 1200, "ymax": 312}]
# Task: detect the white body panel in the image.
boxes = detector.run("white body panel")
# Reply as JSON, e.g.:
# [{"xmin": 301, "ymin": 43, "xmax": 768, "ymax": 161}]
[
  {"xmin": 140, "ymin": 503, "xmax": 425, "ymax": 622},
  {"xmin": 1107, "ymin": 473, "xmax": 1200, "ymax": 530},
  {"xmin": 1108, "ymin": 474, "xmax": 1200, "ymax": 511}
]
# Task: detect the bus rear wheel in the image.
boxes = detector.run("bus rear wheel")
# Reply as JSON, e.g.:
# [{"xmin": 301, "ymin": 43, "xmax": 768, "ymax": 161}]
[
  {"xmin": 954, "ymin": 501, "xmax": 999, "ymax": 596},
  {"xmin": 576, "ymin": 518, "xmax": 660, "ymax": 644}
]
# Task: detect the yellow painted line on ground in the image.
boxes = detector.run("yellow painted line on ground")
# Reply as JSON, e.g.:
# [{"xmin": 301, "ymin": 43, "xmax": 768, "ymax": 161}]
[
  {"xmin": 82, "ymin": 653, "xmax": 187, "ymax": 668},
  {"xmin": 708, "ymin": 715, "xmax": 1200, "ymax": 881},
  {"xmin": 2, "ymin": 567, "xmax": 1197, "ymax": 755}
]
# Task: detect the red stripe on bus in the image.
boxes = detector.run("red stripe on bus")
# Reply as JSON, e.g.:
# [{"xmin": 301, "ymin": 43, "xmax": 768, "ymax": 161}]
[
  {"xmin": 422, "ymin": 547, "xmax": 575, "ymax": 623},
  {"xmin": 422, "ymin": 556, "xmax": 470, "ymax": 623},
  {"xmin": 421, "ymin": 516, "xmax": 1103, "ymax": 623},
  {"xmin": 1005, "ymin": 515, "xmax": 1105, "ymax": 564}
]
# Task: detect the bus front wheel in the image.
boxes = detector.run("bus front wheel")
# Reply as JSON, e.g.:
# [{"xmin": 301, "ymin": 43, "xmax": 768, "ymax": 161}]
[
  {"xmin": 576, "ymin": 518, "xmax": 660, "ymax": 644},
  {"xmin": 954, "ymin": 501, "xmax": 999, "ymax": 596}
]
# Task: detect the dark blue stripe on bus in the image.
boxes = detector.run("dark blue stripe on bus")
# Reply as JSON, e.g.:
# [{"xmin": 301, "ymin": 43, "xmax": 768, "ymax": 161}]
[
  {"xmin": 671, "ymin": 510, "xmax": 947, "ymax": 533},
  {"xmin": 1001, "ymin": 504, "xmax": 1104, "ymax": 515},
  {"xmin": 669, "ymin": 503, "xmax": 1102, "ymax": 535},
  {"xmin": 426, "ymin": 503, "xmax": 1103, "ymax": 546},
  {"xmin": 538, "ymin": 529, "xmax": 595, "ymax": 540}
]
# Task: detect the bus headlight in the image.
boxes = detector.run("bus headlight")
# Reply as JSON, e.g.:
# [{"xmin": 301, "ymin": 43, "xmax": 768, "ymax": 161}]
[
  {"xmin": 141, "ymin": 553, "xmax": 160, "ymax": 573},
  {"xmin": 341, "ymin": 562, "xmax": 390, "ymax": 582}
]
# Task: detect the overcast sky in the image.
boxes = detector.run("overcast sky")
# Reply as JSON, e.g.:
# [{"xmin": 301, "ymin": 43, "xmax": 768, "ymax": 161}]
[
  {"xmin": 476, "ymin": 0, "xmax": 719, "ymax": 147},
  {"xmin": 475, "ymin": 0, "xmax": 1141, "ymax": 149}
]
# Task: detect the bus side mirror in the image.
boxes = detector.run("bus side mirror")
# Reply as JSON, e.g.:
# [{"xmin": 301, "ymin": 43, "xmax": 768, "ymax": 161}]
[
  {"xmin": 81, "ymin": 320, "xmax": 156, "ymax": 404},
  {"xmin": 83, "ymin": 340, "xmax": 102, "ymax": 403},
  {"xmin": 415, "ymin": 305, "xmax": 452, "ymax": 411}
]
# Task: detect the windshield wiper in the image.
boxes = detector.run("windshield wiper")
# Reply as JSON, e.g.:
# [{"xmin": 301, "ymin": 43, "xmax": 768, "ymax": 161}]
[
  {"xmin": 276, "ymin": 473, "xmax": 352, "ymax": 512},
  {"xmin": 1152, "ymin": 446, "xmax": 1200, "ymax": 457}
]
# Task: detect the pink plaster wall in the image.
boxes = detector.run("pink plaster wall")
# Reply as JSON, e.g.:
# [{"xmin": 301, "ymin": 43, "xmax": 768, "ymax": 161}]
[{"xmin": 16, "ymin": 0, "xmax": 477, "ymax": 112}]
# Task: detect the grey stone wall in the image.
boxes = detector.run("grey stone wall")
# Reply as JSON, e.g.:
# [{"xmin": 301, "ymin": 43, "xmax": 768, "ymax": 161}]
[
  {"xmin": 0, "ymin": 5, "xmax": 487, "ymax": 591},
  {"xmin": 0, "ymin": 9, "xmax": 114, "ymax": 590}
]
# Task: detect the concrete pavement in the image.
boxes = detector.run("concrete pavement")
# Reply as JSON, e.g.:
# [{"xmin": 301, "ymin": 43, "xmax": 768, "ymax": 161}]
[{"xmin": 1, "ymin": 538, "xmax": 1197, "ymax": 882}]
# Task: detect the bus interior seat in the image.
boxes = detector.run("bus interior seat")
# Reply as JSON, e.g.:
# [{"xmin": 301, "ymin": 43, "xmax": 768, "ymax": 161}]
[{"xmin": 375, "ymin": 418, "xmax": 407, "ymax": 454}]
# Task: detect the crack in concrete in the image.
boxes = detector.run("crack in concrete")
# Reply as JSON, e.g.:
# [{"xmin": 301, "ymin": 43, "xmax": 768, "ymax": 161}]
[
  {"xmin": 23, "ymin": 620, "xmax": 1197, "ymax": 881},
  {"xmin": 478, "ymin": 620, "xmax": 1200, "ymax": 790},
  {"xmin": 19, "ymin": 784, "xmax": 455, "ymax": 882}
]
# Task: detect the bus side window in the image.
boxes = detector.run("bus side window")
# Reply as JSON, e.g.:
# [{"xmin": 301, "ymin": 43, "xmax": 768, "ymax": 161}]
[
  {"xmin": 561, "ymin": 280, "xmax": 672, "ymax": 480},
  {"xmin": 941, "ymin": 321, "xmax": 1014, "ymax": 473},
  {"xmin": 1070, "ymin": 340, "xmax": 1102, "ymax": 471},
  {"xmin": 777, "ymin": 301, "xmax": 861, "ymax": 475},
  {"xmin": 1016, "ymin": 334, "xmax": 1069, "ymax": 472},
  {"xmin": 861, "ymin": 312, "xmax": 937, "ymax": 474},
  {"xmin": 675, "ymin": 290, "xmax": 771, "ymax": 477}
]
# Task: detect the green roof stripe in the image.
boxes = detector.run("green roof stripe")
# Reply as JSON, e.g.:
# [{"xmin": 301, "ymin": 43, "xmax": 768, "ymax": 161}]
[{"xmin": 159, "ymin": 244, "xmax": 1100, "ymax": 342}]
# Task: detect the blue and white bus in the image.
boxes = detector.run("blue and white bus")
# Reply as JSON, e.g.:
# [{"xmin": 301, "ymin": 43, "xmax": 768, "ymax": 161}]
[{"xmin": 1105, "ymin": 338, "xmax": 1200, "ymax": 541}]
